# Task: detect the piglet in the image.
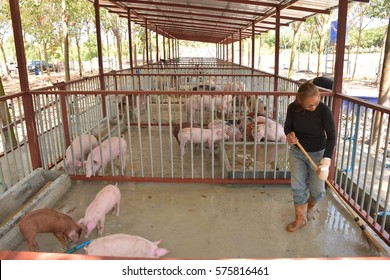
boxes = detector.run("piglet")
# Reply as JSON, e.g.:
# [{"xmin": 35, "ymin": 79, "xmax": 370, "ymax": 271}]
[
  {"xmin": 85, "ymin": 136, "xmax": 127, "ymax": 177},
  {"xmin": 251, "ymin": 117, "xmax": 286, "ymax": 142},
  {"xmin": 172, "ymin": 122, "xmax": 201, "ymax": 144},
  {"xmin": 18, "ymin": 208, "xmax": 84, "ymax": 251},
  {"xmin": 177, "ymin": 127, "xmax": 229, "ymax": 155},
  {"xmin": 78, "ymin": 183, "xmax": 121, "ymax": 238},
  {"xmin": 65, "ymin": 134, "xmax": 98, "ymax": 175},
  {"xmin": 85, "ymin": 233, "xmax": 169, "ymax": 259},
  {"xmin": 208, "ymin": 120, "xmax": 243, "ymax": 142}
]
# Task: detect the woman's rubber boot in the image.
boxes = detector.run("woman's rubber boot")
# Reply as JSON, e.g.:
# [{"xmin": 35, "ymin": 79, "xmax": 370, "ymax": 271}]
[
  {"xmin": 307, "ymin": 198, "xmax": 316, "ymax": 221},
  {"xmin": 286, "ymin": 203, "xmax": 307, "ymax": 232}
]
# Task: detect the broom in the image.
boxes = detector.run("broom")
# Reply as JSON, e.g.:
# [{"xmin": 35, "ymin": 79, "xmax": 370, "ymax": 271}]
[{"xmin": 295, "ymin": 141, "xmax": 387, "ymax": 255}]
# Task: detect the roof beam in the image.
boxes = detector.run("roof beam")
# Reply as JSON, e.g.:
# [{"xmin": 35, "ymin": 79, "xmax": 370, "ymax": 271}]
[
  {"xmin": 118, "ymin": 0, "xmax": 265, "ymax": 17},
  {"xmin": 115, "ymin": 6, "xmax": 253, "ymax": 22},
  {"xmin": 212, "ymin": 0, "xmax": 278, "ymax": 8}
]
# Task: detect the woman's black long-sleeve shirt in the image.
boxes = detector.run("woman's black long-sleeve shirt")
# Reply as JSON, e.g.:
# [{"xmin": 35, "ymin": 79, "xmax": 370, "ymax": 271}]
[{"xmin": 284, "ymin": 101, "xmax": 336, "ymax": 159}]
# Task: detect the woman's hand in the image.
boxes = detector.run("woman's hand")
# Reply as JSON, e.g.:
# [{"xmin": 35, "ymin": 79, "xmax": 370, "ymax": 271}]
[
  {"xmin": 286, "ymin": 132, "xmax": 298, "ymax": 144},
  {"xmin": 316, "ymin": 157, "xmax": 331, "ymax": 181}
]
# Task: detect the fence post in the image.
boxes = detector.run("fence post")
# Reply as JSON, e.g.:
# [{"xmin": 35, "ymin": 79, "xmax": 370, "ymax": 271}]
[
  {"xmin": 22, "ymin": 93, "xmax": 42, "ymax": 169},
  {"xmin": 58, "ymin": 82, "xmax": 71, "ymax": 148}
]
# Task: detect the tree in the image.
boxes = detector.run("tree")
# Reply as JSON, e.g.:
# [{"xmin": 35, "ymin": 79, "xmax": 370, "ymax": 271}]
[
  {"xmin": 288, "ymin": 22, "xmax": 302, "ymax": 78},
  {"xmin": 304, "ymin": 17, "xmax": 316, "ymax": 73},
  {"xmin": 314, "ymin": 14, "xmax": 330, "ymax": 76},
  {"xmin": 348, "ymin": 2, "xmax": 375, "ymax": 80},
  {"xmin": 21, "ymin": 0, "xmax": 63, "ymax": 79},
  {"xmin": 365, "ymin": 0, "xmax": 390, "ymax": 146},
  {"xmin": 0, "ymin": 0, "xmax": 11, "ymax": 77}
]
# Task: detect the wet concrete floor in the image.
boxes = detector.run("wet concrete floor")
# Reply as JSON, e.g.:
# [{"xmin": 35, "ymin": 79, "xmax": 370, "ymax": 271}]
[{"xmin": 12, "ymin": 180, "xmax": 388, "ymax": 258}]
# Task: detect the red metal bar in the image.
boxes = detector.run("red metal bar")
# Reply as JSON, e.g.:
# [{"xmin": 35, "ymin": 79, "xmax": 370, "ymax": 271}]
[
  {"xmin": 330, "ymin": 0, "xmax": 348, "ymax": 182},
  {"xmin": 9, "ymin": 0, "xmax": 41, "ymax": 169}
]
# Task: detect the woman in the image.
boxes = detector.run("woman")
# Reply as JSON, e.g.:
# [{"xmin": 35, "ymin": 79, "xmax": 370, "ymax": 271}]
[{"xmin": 284, "ymin": 82, "xmax": 336, "ymax": 232}]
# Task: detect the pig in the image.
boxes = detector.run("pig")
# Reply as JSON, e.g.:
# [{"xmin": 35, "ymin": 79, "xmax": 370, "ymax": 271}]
[
  {"xmin": 207, "ymin": 119, "xmax": 229, "ymax": 129},
  {"xmin": 85, "ymin": 136, "xmax": 127, "ymax": 177},
  {"xmin": 223, "ymin": 81, "xmax": 246, "ymax": 92},
  {"xmin": 246, "ymin": 96, "xmax": 266, "ymax": 115},
  {"xmin": 252, "ymin": 123, "xmax": 266, "ymax": 142},
  {"xmin": 184, "ymin": 94, "xmax": 234, "ymax": 123},
  {"xmin": 18, "ymin": 208, "xmax": 84, "ymax": 251},
  {"xmin": 225, "ymin": 125, "xmax": 244, "ymax": 142},
  {"xmin": 78, "ymin": 183, "xmax": 121, "ymax": 238},
  {"xmin": 251, "ymin": 116, "xmax": 286, "ymax": 142},
  {"xmin": 65, "ymin": 134, "xmax": 98, "ymax": 175},
  {"xmin": 172, "ymin": 122, "xmax": 201, "ymax": 144},
  {"xmin": 184, "ymin": 95, "xmax": 204, "ymax": 123},
  {"xmin": 177, "ymin": 127, "xmax": 229, "ymax": 155},
  {"xmin": 207, "ymin": 119, "xmax": 243, "ymax": 142},
  {"xmin": 204, "ymin": 95, "xmax": 234, "ymax": 117},
  {"xmin": 118, "ymin": 94, "xmax": 145, "ymax": 122},
  {"xmin": 85, "ymin": 233, "xmax": 169, "ymax": 258}
]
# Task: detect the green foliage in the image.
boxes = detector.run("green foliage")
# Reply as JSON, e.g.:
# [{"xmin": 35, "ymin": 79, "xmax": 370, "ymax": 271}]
[
  {"xmin": 366, "ymin": 0, "xmax": 390, "ymax": 19},
  {"xmin": 348, "ymin": 25, "xmax": 387, "ymax": 49},
  {"xmin": 82, "ymin": 36, "xmax": 97, "ymax": 61}
]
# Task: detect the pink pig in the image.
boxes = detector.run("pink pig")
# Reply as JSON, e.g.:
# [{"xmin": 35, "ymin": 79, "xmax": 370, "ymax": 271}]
[
  {"xmin": 78, "ymin": 183, "xmax": 121, "ymax": 238},
  {"xmin": 252, "ymin": 116, "xmax": 286, "ymax": 142},
  {"xmin": 177, "ymin": 127, "xmax": 229, "ymax": 155},
  {"xmin": 84, "ymin": 136, "xmax": 127, "ymax": 177},
  {"xmin": 208, "ymin": 120, "xmax": 243, "ymax": 142},
  {"xmin": 225, "ymin": 125, "xmax": 244, "ymax": 142},
  {"xmin": 65, "ymin": 134, "xmax": 98, "ymax": 175},
  {"xmin": 85, "ymin": 233, "xmax": 169, "ymax": 258}
]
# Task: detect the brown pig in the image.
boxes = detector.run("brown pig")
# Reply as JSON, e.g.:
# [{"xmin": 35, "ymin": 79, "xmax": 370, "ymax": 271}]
[{"xmin": 18, "ymin": 208, "xmax": 84, "ymax": 251}]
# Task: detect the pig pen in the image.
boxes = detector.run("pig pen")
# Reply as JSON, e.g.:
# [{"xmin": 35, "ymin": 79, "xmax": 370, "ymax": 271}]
[{"xmin": 6, "ymin": 180, "xmax": 383, "ymax": 258}]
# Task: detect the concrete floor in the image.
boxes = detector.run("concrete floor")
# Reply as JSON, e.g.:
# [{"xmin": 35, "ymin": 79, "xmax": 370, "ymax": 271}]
[{"xmin": 12, "ymin": 180, "xmax": 388, "ymax": 258}]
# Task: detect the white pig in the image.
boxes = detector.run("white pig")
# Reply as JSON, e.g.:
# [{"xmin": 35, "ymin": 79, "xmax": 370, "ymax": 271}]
[
  {"xmin": 252, "ymin": 117, "xmax": 286, "ymax": 142},
  {"xmin": 225, "ymin": 125, "xmax": 244, "ymax": 142},
  {"xmin": 78, "ymin": 183, "xmax": 121, "ymax": 238},
  {"xmin": 207, "ymin": 120, "xmax": 243, "ymax": 142},
  {"xmin": 65, "ymin": 134, "xmax": 98, "ymax": 175},
  {"xmin": 85, "ymin": 233, "xmax": 169, "ymax": 259},
  {"xmin": 85, "ymin": 136, "xmax": 127, "ymax": 177},
  {"xmin": 177, "ymin": 127, "xmax": 229, "ymax": 155}
]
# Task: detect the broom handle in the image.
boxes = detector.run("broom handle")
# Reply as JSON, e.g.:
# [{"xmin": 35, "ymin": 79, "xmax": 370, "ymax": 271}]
[{"xmin": 295, "ymin": 142, "xmax": 366, "ymax": 229}]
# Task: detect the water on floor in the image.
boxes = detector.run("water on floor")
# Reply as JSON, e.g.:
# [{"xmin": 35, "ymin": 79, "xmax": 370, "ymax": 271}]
[{"xmin": 11, "ymin": 180, "xmax": 386, "ymax": 258}]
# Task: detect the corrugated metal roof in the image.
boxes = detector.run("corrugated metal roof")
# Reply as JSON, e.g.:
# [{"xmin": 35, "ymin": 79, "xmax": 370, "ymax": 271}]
[{"xmin": 89, "ymin": 0, "xmax": 355, "ymax": 43}]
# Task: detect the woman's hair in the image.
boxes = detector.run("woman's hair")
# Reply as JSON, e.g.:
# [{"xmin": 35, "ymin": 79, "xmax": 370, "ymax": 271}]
[{"xmin": 294, "ymin": 82, "xmax": 319, "ymax": 112}]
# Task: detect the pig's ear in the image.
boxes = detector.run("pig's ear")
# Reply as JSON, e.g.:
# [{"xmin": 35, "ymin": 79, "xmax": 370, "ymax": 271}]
[
  {"xmin": 153, "ymin": 240, "xmax": 162, "ymax": 245},
  {"xmin": 78, "ymin": 222, "xmax": 87, "ymax": 233},
  {"xmin": 93, "ymin": 159, "xmax": 99, "ymax": 165},
  {"xmin": 155, "ymin": 248, "xmax": 169, "ymax": 258}
]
